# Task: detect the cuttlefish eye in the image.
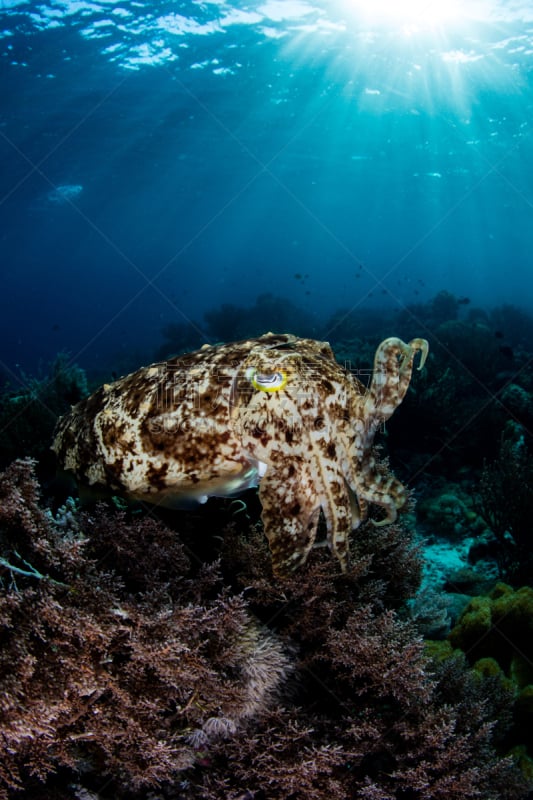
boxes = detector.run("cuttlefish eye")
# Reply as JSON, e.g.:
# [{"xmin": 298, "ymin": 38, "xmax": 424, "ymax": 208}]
[{"xmin": 246, "ymin": 367, "xmax": 287, "ymax": 392}]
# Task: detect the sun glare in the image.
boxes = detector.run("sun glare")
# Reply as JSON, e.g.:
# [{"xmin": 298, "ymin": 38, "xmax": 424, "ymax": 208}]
[{"xmin": 346, "ymin": 0, "xmax": 464, "ymax": 31}]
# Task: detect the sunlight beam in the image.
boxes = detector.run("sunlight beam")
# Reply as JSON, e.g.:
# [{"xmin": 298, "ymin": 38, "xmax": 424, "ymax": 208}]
[{"xmin": 345, "ymin": 0, "xmax": 465, "ymax": 30}]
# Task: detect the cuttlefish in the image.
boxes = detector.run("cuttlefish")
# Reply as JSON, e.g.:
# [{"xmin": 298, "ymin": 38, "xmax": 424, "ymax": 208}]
[{"xmin": 52, "ymin": 333, "xmax": 428, "ymax": 575}]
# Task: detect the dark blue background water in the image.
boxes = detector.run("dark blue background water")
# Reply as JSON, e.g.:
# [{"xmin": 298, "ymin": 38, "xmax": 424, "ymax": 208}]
[{"xmin": 1, "ymin": 0, "xmax": 533, "ymax": 374}]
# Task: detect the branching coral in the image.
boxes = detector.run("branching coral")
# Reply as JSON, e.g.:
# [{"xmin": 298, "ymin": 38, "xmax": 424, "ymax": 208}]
[
  {"xmin": 215, "ymin": 518, "xmax": 528, "ymax": 800},
  {"xmin": 0, "ymin": 460, "xmax": 291, "ymax": 799},
  {"xmin": 0, "ymin": 460, "xmax": 529, "ymax": 799},
  {"xmin": 478, "ymin": 437, "xmax": 533, "ymax": 583}
]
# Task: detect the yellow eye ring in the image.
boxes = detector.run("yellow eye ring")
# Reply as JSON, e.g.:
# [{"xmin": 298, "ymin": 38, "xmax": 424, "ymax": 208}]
[{"xmin": 246, "ymin": 368, "xmax": 288, "ymax": 392}]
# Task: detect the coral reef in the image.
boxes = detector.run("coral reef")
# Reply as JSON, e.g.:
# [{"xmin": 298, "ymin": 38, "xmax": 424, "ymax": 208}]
[
  {"xmin": 477, "ymin": 436, "xmax": 533, "ymax": 584},
  {"xmin": 418, "ymin": 484, "xmax": 484, "ymax": 541},
  {"xmin": 0, "ymin": 354, "xmax": 88, "ymax": 471},
  {"xmin": 1, "ymin": 459, "xmax": 528, "ymax": 799},
  {"xmin": 449, "ymin": 583, "xmax": 533, "ymax": 681},
  {"xmin": 204, "ymin": 292, "xmax": 317, "ymax": 342},
  {"xmin": 448, "ymin": 583, "xmax": 533, "ymax": 758},
  {"xmin": 3, "ymin": 291, "xmax": 533, "ymax": 798},
  {"xmin": 0, "ymin": 460, "xmax": 291, "ymax": 799},
  {"xmin": 489, "ymin": 304, "xmax": 533, "ymax": 351},
  {"xmin": 155, "ymin": 320, "xmax": 208, "ymax": 360},
  {"xmin": 156, "ymin": 293, "xmax": 318, "ymax": 359},
  {"xmin": 386, "ymin": 296, "xmax": 533, "ymax": 478},
  {"xmin": 500, "ymin": 384, "xmax": 533, "ymax": 430}
]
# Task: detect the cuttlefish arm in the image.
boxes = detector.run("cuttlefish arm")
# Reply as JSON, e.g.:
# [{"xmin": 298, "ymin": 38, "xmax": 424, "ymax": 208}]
[
  {"xmin": 348, "ymin": 337, "xmax": 429, "ymax": 528},
  {"xmin": 258, "ymin": 462, "xmax": 322, "ymax": 575},
  {"xmin": 365, "ymin": 337, "xmax": 428, "ymax": 424},
  {"xmin": 258, "ymin": 457, "xmax": 354, "ymax": 576}
]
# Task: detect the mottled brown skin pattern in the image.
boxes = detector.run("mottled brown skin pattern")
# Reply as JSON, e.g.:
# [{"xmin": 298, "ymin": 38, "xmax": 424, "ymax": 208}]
[{"xmin": 53, "ymin": 333, "xmax": 428, "ymax": 575}]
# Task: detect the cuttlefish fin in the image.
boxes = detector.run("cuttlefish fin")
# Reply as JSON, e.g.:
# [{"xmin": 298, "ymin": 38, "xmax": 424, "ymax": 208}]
[{"xmin": 258, "ymin": 467, "xmax": 321, "ymax": 577}]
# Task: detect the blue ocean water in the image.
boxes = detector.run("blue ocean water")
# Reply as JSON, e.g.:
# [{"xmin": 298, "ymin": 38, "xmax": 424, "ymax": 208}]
[{"xmin": 1, "ymin": 0, "xmax": 533, "ymax": 374}]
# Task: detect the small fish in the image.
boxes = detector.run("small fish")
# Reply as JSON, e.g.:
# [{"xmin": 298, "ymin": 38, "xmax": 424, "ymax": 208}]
[
  {"xmin": 499, "ymin": 345, "xmax": 514, "ymax": 360},
  {"xmin": 47, "ymin": 184, "xmax": 83, "ymax": 205}
]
